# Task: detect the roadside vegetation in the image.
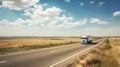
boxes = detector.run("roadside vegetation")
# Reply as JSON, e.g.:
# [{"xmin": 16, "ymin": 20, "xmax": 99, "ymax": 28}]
[
  {"xmin": 0, "ymin": 37, "xmax": 80, "ymax": 54},
  {"xmin": 92, "ymin": 37, "xmax": 103, "ymax": 40},
  {"xmin": 66, "ymin": 37, "xmax": 120, "ymax": 67}
]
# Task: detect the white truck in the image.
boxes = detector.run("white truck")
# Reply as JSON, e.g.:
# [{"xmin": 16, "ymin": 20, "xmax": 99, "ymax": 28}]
[{"xmin": 81, "ymin": 36, "xmax": 93, "ymax": 44}]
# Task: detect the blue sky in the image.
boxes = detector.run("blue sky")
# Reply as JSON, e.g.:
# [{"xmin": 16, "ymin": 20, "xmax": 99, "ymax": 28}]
[{"xmin": 0, "ymin": 0, "xmax": 120, "ymax": 36}]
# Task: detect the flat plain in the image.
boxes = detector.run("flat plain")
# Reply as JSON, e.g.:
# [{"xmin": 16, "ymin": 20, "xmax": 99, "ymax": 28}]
[{"xmin": 0, "ymin": 37, "xmax": 80, "ymax": 48}]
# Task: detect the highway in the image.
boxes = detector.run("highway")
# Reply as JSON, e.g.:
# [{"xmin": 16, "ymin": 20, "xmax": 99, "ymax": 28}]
[{"xmin": 0, "ymin": 38, "xmax": 105, "ymax": 67}]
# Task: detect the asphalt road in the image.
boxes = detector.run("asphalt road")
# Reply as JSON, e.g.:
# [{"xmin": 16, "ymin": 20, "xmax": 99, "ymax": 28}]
[{"xmin": 0, "ymin": 38, "xmax": 105, "ymax": 67}]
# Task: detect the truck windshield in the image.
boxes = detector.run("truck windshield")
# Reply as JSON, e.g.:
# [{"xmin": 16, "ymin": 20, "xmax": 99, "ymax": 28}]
[{"xmin": 81, "ymin": 38, "xmax": 87, "ymax": 39}]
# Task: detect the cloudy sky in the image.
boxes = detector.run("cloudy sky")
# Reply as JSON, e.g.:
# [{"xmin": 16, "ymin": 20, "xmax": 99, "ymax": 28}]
[{"xmin": 0, "ymin": 0, "xmax": 120, "ymax": 36}]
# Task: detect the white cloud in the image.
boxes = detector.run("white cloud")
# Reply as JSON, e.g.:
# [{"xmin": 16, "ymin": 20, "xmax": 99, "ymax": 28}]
[
  {"xmin": 90, "ymin": 18, "xmax": 108, "ymax": 24},
  {"xmin": 55, "ymin": 18, "xmax": 87, "ymax": 28},
  {"xmin": 0, "ymin": 18, "xmax": 119, "ymax": 36},
  {"xmin": 80, "ymin": 26, "xmax": 120, "ymax": 36},
  {"xmin": 0, "ymin": 19, "xmax": 27, "ymax": 27},
  {"xmin": 42, "ymin": 3, "xmax": 48, "ymax": 7},
  {"xmin": 80, "ymin": 2, "xmax": 84, "ymax": 6},
  {"xmin": 113, "ymin": 11, "xmax": 120, "ymax": 17},
  {"xmin": 90, "ymin": 1, "xmax": 95, "ymax": 4},
  {"xmin": 0, "ymin": 5, "xmax": 2, "ymax": 8},
  {"xmin": 65, "ymin": 0, "xmax": 70, "ymax": 3},
  {"xmin": 1, "ymin": 1, "xmax": 118, "ymax": 36},
  {"xmin": 26, "ymin": 4, "xmax": 87, "ymax": 28},
  {"xmin": 2, "ymin": 0, "xmax": 40, "ymax": 10},
  {"xmin": 24, "ymin": 4, "xmax": 63, "ymax": 24},
  {"xmin": 0, "ymin": 21, "xmax": 119, "ymax": 36},
  {"xmin": 0, "ymin": 20, "xmax": 9, "ymax": 25},
  {"xmin": 0, "ymin": 4, "xmax": 87, "ymax": 30},
  {"xmin": 98, "ymin": 2, "xmax": 105, "ymax": 6}
]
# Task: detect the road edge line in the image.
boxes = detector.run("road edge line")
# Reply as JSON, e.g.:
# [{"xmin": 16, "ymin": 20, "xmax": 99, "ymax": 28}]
[{"xmin": 49, "ymin": 38, "xmax": 106, "ymax": 67}]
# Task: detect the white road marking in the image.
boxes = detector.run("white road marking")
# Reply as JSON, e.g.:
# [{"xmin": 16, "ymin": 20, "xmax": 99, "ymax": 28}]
[
  {"xmin": 0, "ymin": 61, "xmax": 7, "ymax": 64},
  {"xmin": 49, "ymin": 38, "xmax": 106, "ymax": 67},
  {"xmin": 49, "ymin": 46, "xmax": 94, "ymax": 67}
]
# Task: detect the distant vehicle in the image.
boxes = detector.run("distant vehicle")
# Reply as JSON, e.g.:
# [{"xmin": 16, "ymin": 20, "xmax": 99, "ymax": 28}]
[{"xmin": 81, "ymin": 36, "xmax": 93, "ymax": 44}]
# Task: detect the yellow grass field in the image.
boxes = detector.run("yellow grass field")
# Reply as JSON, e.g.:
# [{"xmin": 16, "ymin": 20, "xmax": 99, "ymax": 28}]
[
  {"xmin": 67, "ymin": 37, "xmax": 120, "ymax": 67},
  {"xmin": 0, "ymin": 37, "xmax": 80, "ymax": 48},
  {"xmin": 109, "ymin": 37, "xmax": 120, "ymax": 64}
]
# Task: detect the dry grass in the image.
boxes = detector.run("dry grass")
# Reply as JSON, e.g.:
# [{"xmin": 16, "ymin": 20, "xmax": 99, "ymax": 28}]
[
  {"xmin": 67, "ymin": 37, "xmax": 120, "ymax": 67},
  {"xmin": 0, "ymin": 37, "xmax": 80, "ymax": 48},
  {"xmin": 109, "ymin": 37, "xmax": 120, "ymax": 65}
]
